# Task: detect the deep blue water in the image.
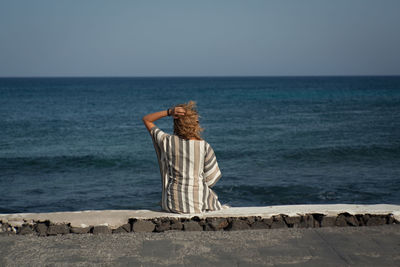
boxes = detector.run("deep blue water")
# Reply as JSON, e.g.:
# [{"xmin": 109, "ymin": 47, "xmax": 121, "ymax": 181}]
[{"xmin": 0, "ymin": 76, "xmax": 399, "ymax": 213}]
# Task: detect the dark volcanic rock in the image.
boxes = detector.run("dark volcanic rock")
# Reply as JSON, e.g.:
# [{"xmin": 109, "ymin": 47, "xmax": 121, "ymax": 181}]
[
  {"xmin": 154, "ymin": 218, "xmax": 171, "ymax": 232},
  {"xmin": 320, "ymin": 216, "xmax": 336, "ymax": 227},
  {"xmin": 92, "ymin": 226, "xmax": 111, "ymax": 234},
  {"xmin": 227, "ymin": 219, "xmax": 250, "ymax": 231},
  {"xmin": 304, "ymin": 215, "xmax": 316, "ymax": 228},
  {"xmin": 205, "ymin": 217, "xmax": 229, "ymax": 231},
  {"xmin": 345, "ymin": 215, "xmax": 359, "ymax": 226},
  {"xmin": 5, "ymin": 211, "xmax": 397, "ymax": 237},
  {"xmin": 132, "ymin": 220, "xmax": 155, "ymax": 232},
  {"xmin": 48, "ymin": 224, "xmax": 70, "ymax": 235},
  {"xmin": 250, "ymin": 220, "xmax": 270, "ymax": 229},
  {"xmin": 388, "ymin": 215, "xmax": 397, "ymax": 224},
  {"xmin": 110, "ymin": 223, "xmax": 131, "ymax": 233},
  {"xmin": 35, "ymin": 223, "xmax": 48, "ymax": 236},
  {"xmin": 245, "ymin": 216, "xmax": 256, "ymax": 225},
  {"xmin": 155, "ymin": 222, "xmax": 170, "ymax": 232},
  {"xmin": 366, "ymin": 215, "xmax": 387, "ymax": 226},
  {"xmin": 2, "ymin": 224, "xmax": 15, "ymax": 235},
  {"xmin": 361, "ymin": 214, "xmax": 371, "ymax": 225},
  {"xmin": 183, "ymin": 221, "xmax": 203, "ymax": 231},
  {"xmin": 198, "ymin": 219, "xmax": 207, "ymax": 227},
  {"xmin": 112, "ymin": 228, "xmax": 126, "ymax": 234},
  {"xmin": 249, "ymin": 218, "xmax": 272, "ymax": 229},
  {"xmin": 191, "ymin": 217, "xmax": 207, "ymax": 227},
  {"xmin": 270, "ymin": 216, "xmax": 287, "ymax": 229},
  {"xmin": 355, "ymin": 214, "xmax": 366, "ymax": 226},
  {"xmin": 71, "ymin": 227, "xmax": 91, "ymax": 234},
  {"xmin": 122, "ymin": 223, "xmax": 131, "ymax": 232},
  {"xmin": 335, "ymin": 213, "xmax": 359, "ymax": 227},
  {"xmin": 297, "ymin": 216, "xmax": 307, "ymax": 228},
  {"xmin": 18, "ymin": 225, "xmax": 34, "ymax": 235},
  {"xmin": 169, "ymin": 218, "xmax": 183, "ymax": 230},
  {"xmin": 335, "ymin": 214, "xmax": 348, "ymax": 227},
  {"xmin": 191, "ymin": 216, "xmax": 201, "ymax": 222},
  {"xmin": 0, "ymin": 223, "xmax": 11, "ymax": 234},
  {"xmin": 263, "ymin": 218, "xmax": 273, "ymax": 227},
  {"xmin": 311, "ymin": 213, "xmax": 324, "ymax": 227},
  {"xmin": 283, "ymin": 216, "xmax": 301, "ymax": 228}
]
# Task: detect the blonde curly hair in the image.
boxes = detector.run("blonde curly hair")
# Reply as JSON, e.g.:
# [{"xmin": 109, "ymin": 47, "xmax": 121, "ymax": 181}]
[{"xmin": 173, "ymin": 101, "xmax": 203, "ymax": 140}]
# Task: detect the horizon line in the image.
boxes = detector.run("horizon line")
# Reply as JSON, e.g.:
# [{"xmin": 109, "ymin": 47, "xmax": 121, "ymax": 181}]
[{"xmin": 1, "ymin": 74, "xmax": 400, "ymax": 79}]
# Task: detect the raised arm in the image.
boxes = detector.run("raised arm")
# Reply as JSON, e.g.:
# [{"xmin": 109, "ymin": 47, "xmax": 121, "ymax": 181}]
[{"xmin": 142, "ymin": 107, "xmax": 185, "ymax": 132}]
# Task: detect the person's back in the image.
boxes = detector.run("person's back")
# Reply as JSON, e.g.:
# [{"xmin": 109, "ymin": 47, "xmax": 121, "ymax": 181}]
[{"xmin": 143, "ymin": 101, "xmax": 227, "ymax": 214}]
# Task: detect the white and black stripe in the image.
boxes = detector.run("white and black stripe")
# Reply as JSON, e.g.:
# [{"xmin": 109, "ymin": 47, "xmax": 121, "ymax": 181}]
[{"xmin": 150, "ymin": 126, "xmax": 223, "ymax": 213}]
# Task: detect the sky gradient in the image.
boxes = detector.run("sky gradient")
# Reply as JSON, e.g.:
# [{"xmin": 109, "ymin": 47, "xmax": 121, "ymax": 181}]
[{"xmin": 1, "ymin": 0, "xmax": 399, "ymax": 77}]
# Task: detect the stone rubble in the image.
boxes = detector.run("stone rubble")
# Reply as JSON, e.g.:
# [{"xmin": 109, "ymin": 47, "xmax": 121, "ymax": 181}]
[{"xmin": 0, "ymin": 213, "xmax": 398, "ymax": 236}]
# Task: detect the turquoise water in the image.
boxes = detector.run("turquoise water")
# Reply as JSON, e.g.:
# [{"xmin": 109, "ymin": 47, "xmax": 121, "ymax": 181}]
[{"xmin": 0, "ymin": 76, "xmax": 399, "ymax": 213}]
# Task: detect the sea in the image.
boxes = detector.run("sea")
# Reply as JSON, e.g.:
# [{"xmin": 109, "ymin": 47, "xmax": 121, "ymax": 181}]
[{"xmin": 0, "ymin": 76, "xmax": 399, "ymax": 214}]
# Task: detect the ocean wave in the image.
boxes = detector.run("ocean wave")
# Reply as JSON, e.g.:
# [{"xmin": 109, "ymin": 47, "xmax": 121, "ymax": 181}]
[
  {"xmin": 281, "ymin": 144, "xmax": 400, "ymax": 162},
  {"xmin": 0, "ymin": 207, "xmax": 19, "ymax": 213},
  {"xmin": 215, "ymin": 183, "xmax": 399, "ymax": 206},
  {"xmin": 0, "ymin": 154, "xmax": 154, "ymax": 172},
  {"xmin": 217, "ymin": 184, "xmax": 323, "ymax": 203}
]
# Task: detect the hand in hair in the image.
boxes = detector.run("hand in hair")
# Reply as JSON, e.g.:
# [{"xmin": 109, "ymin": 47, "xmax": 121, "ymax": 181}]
[{"xmin": 171, "ymin": 107, "xmax": 186, "ymax": 118}]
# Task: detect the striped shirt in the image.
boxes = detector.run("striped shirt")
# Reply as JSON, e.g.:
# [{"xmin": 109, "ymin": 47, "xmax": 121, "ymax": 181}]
[{"xmin": 150, "ymin": 126, "xmax": 223, "ymax": 213}]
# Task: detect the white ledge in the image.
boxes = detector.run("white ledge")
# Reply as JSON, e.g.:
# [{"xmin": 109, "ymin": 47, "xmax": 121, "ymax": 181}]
[{"xmin": 1, "ymin": 204, "xmax": 399, "ymax": 228}]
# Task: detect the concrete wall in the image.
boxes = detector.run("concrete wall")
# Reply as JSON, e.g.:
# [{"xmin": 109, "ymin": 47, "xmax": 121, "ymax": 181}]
[{"xmin": 1, "ymin": 204, "xmax": 399, "ymax": 236}]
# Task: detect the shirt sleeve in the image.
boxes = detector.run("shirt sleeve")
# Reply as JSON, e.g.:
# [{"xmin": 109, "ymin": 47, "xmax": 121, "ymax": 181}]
[
  {"xmin": 204, "ymin": 143, "xmax": 222, "ymax": 188},
  {"xmin": 150, "ymin": 126, "xmax": 168, "ymax": 148}
]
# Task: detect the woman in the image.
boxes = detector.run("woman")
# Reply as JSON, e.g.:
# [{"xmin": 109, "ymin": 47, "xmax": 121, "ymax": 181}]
[{"xmin": 142, "ymin": 101, "xmax": 228, "ymax": 214}]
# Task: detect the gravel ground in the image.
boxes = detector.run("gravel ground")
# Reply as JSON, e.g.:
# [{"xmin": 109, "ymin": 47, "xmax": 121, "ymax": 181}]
[{"xmin": 1, "ymin": 225, "xmax": 399, "ymax": 266}]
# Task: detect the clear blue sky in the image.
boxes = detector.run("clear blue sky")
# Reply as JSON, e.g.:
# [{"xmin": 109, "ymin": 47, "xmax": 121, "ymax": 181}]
[{"xmin": 1, "ymin": 0, "xmax": 399, "ymax": 77}]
